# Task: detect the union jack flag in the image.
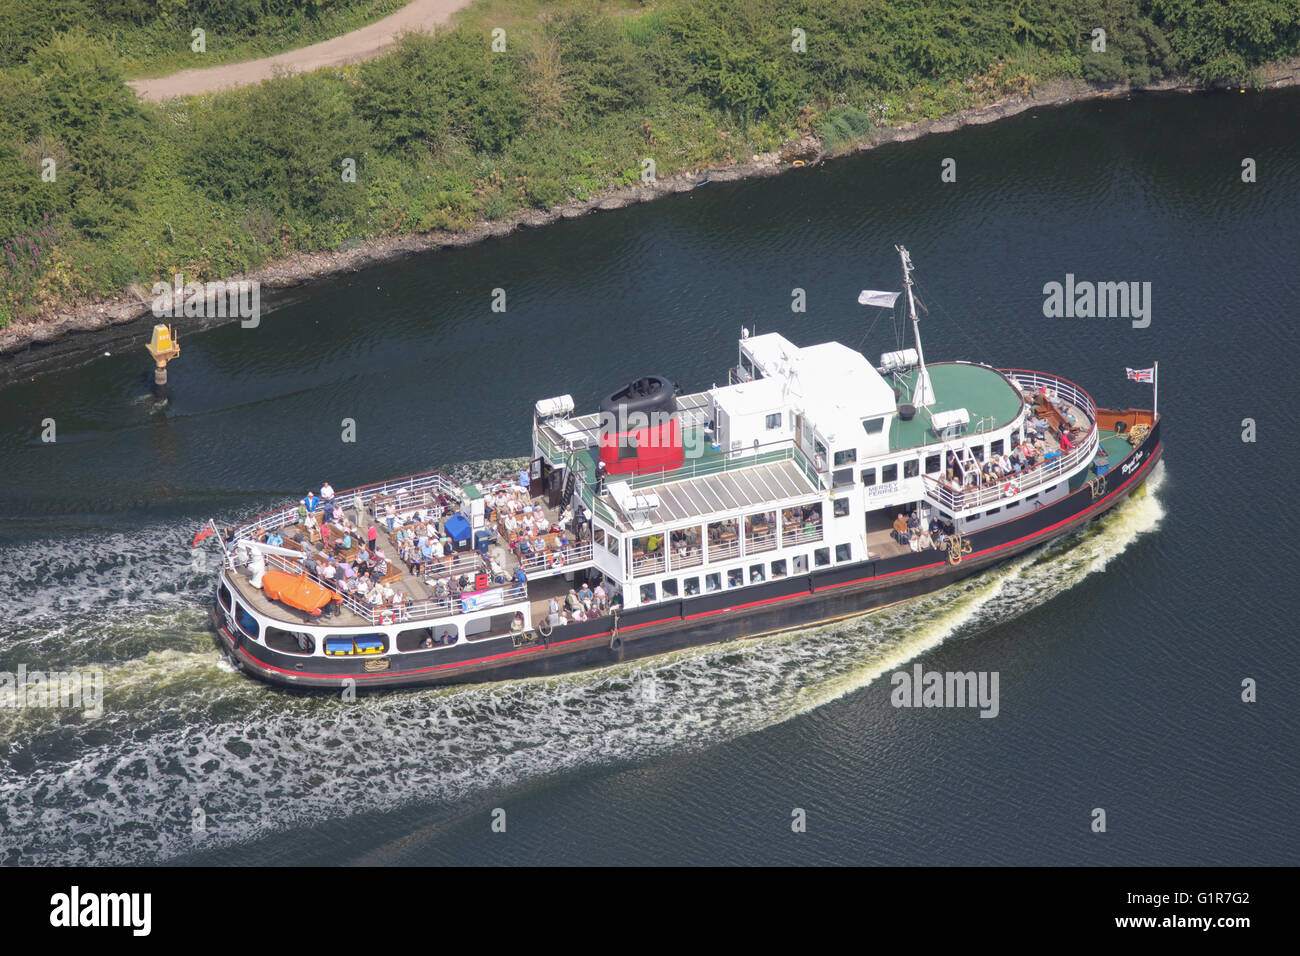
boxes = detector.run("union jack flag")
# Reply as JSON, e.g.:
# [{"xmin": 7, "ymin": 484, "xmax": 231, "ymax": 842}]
[{"xmin": 1126, "ymin": 367, "xmax": 1154, "ymax": 383}]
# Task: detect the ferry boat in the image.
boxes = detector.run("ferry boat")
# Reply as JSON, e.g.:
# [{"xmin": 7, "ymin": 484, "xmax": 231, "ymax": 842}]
[{"xmin": 204, "ymin": 247, "xmax": 1163, "ymax": 690}]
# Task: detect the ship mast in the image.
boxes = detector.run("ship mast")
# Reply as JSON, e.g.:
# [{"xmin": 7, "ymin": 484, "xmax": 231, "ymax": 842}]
[{"xmin": 897, "ymin": 244, "xmax": 934, "ymax": 408}]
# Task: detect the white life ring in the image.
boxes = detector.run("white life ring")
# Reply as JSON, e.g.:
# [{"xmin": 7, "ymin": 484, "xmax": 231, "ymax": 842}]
[{"xmin": 1003, "ymin": 481, "xmax": 1021, "ymax": 498}]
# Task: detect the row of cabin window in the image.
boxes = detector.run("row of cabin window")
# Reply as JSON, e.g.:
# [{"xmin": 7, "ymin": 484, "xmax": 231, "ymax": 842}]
[
  {"xmin": 637, "ymin": 544, "xmax": 855, "ymax": 603},
  {"xmin": 833, "ymin": 436, "xmax": 1017, "ymax": 489}
]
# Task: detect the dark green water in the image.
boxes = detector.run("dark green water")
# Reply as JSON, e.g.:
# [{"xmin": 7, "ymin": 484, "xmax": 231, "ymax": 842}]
[{"xmin": 1, "ymin": 90, "xmax": 1297, "ymax": 865}]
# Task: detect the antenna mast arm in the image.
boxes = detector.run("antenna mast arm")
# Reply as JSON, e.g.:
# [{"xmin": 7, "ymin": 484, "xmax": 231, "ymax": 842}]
[{"xmin": 896, "ymin": 245, "xmax": 934, "ymax": 407}]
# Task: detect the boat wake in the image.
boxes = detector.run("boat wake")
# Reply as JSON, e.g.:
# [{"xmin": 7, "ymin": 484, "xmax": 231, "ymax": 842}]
[{"xmin": 0, "ymin": 464, "xmax": 1164, "ymax": 865}]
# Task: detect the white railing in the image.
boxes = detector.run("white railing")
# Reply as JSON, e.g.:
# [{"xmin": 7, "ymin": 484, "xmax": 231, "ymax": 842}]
[
  {"xmin": 781, "ymin": 525, "xmax": 824, "ymax": 547},
  {"xmin": 232, "ymin": 469, "xmax": 463, "ymax": 542},
  {"xmin": 259, "ymin": 550, "xmax": 525, "ymax": 626},
  {"xmin": 707, "ymin": 538, "xmax": 742, "ymax": 562},
  {"xmin": 1002, "ymin": 369, "xmax": 1098, "ymax": 421},
  {"xmin": 520, "ymin": 540, "xmax": 595, "ymax": 574},
  {"xmin": 668, "ymin": 549, "xmax": 704, "ymax": 571},
  {"xmin": 923, "ymin": 426, "xmax": 1099, "ymax": 513},
  {"xmin": 630, "ymin": 551, "xmax": 667, "ymax": 578},
  {"xmin": 744, "ymin": 530, "xmax": 779, "ymax": 555}
]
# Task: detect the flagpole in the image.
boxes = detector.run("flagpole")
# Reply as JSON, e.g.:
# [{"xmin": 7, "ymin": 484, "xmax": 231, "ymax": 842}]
[{"xmin": 1153, "ymin": 360, "xmax": 1158, "ymax": 421}]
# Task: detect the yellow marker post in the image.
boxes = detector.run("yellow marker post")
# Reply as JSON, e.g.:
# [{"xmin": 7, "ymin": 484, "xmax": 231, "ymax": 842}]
[{"xmin": 145, "ymin": 324, "xmax": 180, "ymax": 385}]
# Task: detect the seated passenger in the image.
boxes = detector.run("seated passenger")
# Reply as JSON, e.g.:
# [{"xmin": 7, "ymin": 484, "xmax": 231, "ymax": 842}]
[{"xmin": 892, "ymin": 513, "xmax": 909, "ymax": 544}]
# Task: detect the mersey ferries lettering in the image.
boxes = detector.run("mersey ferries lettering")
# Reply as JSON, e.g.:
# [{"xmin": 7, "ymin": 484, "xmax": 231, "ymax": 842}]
[{"xmin": 200, "ymin": 247, "xmax": 1164, "ymax": 690}]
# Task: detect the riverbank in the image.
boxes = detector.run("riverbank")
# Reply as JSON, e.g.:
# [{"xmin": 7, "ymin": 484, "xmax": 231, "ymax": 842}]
[{"xmin": 3, "ymin": 57, "xmax": 1297, "ymax": 384}]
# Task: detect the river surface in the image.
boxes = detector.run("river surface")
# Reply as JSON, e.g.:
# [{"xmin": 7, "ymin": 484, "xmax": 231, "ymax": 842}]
[{"xmin": 1, "ymin": 89, "xmax": 1297, "ymax": 865}]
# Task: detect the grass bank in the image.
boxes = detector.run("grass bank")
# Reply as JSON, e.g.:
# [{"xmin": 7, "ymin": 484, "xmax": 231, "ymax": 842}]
[{"xmin": 2, "ymin": 0, "xmax": 1299, "ymax": 333}]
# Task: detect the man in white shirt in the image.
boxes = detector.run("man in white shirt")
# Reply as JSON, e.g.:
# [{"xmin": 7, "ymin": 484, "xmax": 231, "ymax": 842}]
[{"xmin": 321, "ymin": 481, "xmax": 335, "ymax": 500}]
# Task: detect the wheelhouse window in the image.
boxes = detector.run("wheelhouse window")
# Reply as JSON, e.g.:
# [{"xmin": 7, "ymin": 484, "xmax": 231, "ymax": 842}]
[
  {"xmin": 832, "ymin": 467, "xmax": 854, "ymax": 488},
  {"xmin": 833, "ymin": 448, "xmax": 857, "ymax": 467},
  {"xmin": 861, "ymin": 467, "xmax": 877, "ymax": 487},
  {"xmin": 862, "ymin": 417, "xmax": 885, "ymax": 435},
  {"xmin": 925, "ymin": 453, "xmax": 941, "ymax": 475},
  {"xmin": 765, "ymin": 412, "xmax": 782, "ymax": 430},
  {"xmin": 833, "ymin": 498, "xmax": 850, "ymax": 517},
  {"xmin": 903, "ymin": 459, "xmax": 919, "ymax": 479},
  {"xmin": 882, "ymin": 463, "xmax": 898, "ymax": 483}
]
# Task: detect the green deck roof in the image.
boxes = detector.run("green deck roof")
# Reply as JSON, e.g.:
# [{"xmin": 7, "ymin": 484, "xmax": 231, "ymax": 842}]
[{"xmin": 887, "ymin": 363, "xmax": 1024, "ymax": 452}]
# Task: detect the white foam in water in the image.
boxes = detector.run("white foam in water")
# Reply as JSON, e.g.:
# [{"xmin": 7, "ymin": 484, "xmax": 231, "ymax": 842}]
[{"xmin": 0, "ymin": 463, "xmax": 1164, "ymax": 864}]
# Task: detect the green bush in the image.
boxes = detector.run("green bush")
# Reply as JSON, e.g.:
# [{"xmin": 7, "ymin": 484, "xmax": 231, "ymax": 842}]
[{"xmin": 815, "ymin": 105, "xmax": 874, "ymax": 152}]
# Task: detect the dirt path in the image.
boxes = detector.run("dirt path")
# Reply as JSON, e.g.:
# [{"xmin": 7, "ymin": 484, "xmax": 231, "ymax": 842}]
[{"xmin": 127, "ymin": 0, "xmax": 474, "ymax": 101}]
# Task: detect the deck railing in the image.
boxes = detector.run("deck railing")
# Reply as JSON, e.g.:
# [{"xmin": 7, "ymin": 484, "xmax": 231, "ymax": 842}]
[
  {"xmin": 519, "ymin": 539, "xmax": 594, "ymax": 575},
  {"xmin": 1002, "ymin": 369, "xmax": 1098, "ymax": 421},
  {"xmin": 231, "ymin": 469, "xmax": 462, "ymax": 542},
  {"xmin": 921, "ymin": 369, "xmax": 1101, "ymax": 515},
  {"xmin": 259, "ymin": 549, "xmax": 526, "ymax": 626},
  {"xmin": 630, "ymin": 551, "xmax": 667, "ymax": 578},
  {"xmin": 667, "ymin": 549, "xmax": 704, "ymax": 571},
  {"xmin": 781, "ymin": 525, "xmax": 824, "ymax": 548}
]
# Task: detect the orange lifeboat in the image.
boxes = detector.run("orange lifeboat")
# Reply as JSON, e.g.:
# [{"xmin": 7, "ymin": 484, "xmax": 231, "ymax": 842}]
[{"xmin": 261, "ymin": 570, "xmax": 339, "ymax": 616}]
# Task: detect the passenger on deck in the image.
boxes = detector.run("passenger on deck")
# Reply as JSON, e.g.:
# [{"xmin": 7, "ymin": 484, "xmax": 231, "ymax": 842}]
[
  {"xmin": 1059, "ymin": 428, "xmax": 1075, "ymax": 451},
  {"xmin": 892, "ymin": 513, "xmax": 909, "ymax": 545},
  {"xmin": 578, "ymin": 583, "xmax": 594, "ymax": 609},
  {"xmin": 266, "ymin": 530, "xmax": 283, "ymax": 547},
  {"xmin": 320, "ymin": 482, "xmax": 334, "ymax": 501},
  {"xmin": 385, "ymin": 503, "xmax": 396, "ymax": 534},
  {"xmin": 566, "ymin": 589, "xmax": 582, "ymax": 613},
  {"xmin": 918, "ymin": 528, "xmax": 934, "ymax": 550},
  {"xmin": 420, "ymin": 634, "xmax": 435, "ymax": 649},
  {"xmin": 440, "ymin": 629, "xmax": 456, "ymax": 645}
]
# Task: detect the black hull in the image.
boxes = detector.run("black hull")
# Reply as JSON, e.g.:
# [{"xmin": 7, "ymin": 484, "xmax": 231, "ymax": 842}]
[{"xmin": 213, "ymin": 421, "xmax": 1162, "ymax": 691}]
